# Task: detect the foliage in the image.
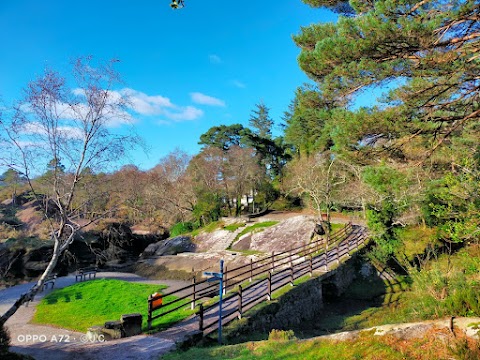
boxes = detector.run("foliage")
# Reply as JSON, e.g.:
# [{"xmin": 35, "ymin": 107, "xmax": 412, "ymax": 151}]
[
  {"xmin": 295, "ymin": 1, "xmax": 480, "ymax": 153},
  {"xmin": 283, "ymin": 85, "xmax": 333, "ymax": 156},
  {"xmin": 162, "ymin": 329, "xmax": 479, "ymax": 360},
  {"xmin": 223, "ymin": 223, "xmax": 245, "ymax": 232},
  {"xmin": 235, "ymin": 221, "xmax": 279, "ymax": 239},
  {"xmin": 283, "ymin": 153, "xmax": 362, "ymax": 226},
  {"xmin": 32, "ymin": 279, "xmax": 193, "ymax": 332},
  {"xmin": 395, "ymin": 226, "xmax": 438, "ymax": 263},
  {"xmin": 169, "ymin": 222, "xmax": 196, "ymax": 237},
  {"xmin": 0, "ymin": 57, "xmax": 141, "ymax": 323},
  {"xmin": 362, "ymin": 165, "xmax": 411, "ymax": 262},
  {"xmin": 249, "ymin": 102, "xmax": 274, "ymax": 140},
  {"xmin": 422, "ymin": 158, "xmax": 480, "ymax": 244},
  {"xmin": 267, "ymin": 329, "xmax": 296, "ymax": 342},
  {"xmin": 352, "ymin": 244, "xmax": 480, "ymax": 327},
  {"xmin": 199, "ymin": 124, "xmax": 253, "ymax": 151}
]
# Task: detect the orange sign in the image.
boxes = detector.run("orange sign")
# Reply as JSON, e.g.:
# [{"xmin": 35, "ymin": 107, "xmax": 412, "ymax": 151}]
[{"xmin": 152, "ymin": 292, "xmax": 163, "ymax": 309}]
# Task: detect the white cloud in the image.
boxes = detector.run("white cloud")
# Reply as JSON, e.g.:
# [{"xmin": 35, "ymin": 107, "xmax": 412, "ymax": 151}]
[
  {"xmin": 119, "ymin": 88, "xmax": 174, "ymax": 115},
  {"xmin": 70, "ymin": 87, "xmax": 205, "ymax": 125},
  {"xmin": 209, "ymin": 54, "xmax": 222, "ymax": 64},
  {"xmin": 190, "ymin": 92, "xmax": 226, "ymax": 107},
  {"xmin": 21, "ymin": 122, "xmax": 84, "ymax": 139},
  {"xmin": 232, "ymin": 80, "xmax": 246, "ymax": 89},
  {"xmin": 164, "ymin": 106, "xmax": 204, "ymax": 122},
  {"xmin": 121, "ymin": 88, "xmax": 203, "ymax": 122}
]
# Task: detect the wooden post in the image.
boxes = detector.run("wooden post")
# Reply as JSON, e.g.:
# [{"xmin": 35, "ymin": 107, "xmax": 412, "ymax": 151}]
[
  {"xmin": 198, "ymin": 304, "xmax": 204, "ymax": 331},
  {"xmin": 147, "ymin": 295, "xmax": 153, "ymax": 330},
  {"xmin": 309, "ymin": 255, "xmax": 313, "ymax": 277},
  {"xmin": 223, "ymin": 266, "xmax": 227, "ymax": 295},
  {"xmin": 237, "ymin": 285, "xmax": 243, "ymax": 319},
  {"xmin": 271, "ymin": 251, "xmax": 275, "ymax": 272},
  {"xmin": 267, "ymin": 272, "xmax": 272, "ymax": 301},
  {"xmin": 290, "ymin": 264, "xmax": 294, "ymax": 286},
  {"xmin": 336, "ymin": 243, "xmax": 340, "ymax": 264},
  {"xmin": 324, "ymin": 245, "xmax": 328, "ymax": 271},
  {"xmin": 191, "ymin": 276, "xmax": 196, "ymax": 310},
  {"xmin": 347, "ymin": 235, "xmax": 351, "ymax": 257},
  {"xmin": 249, "ymin": 258, "xmax": 253, "ymax": 282}
]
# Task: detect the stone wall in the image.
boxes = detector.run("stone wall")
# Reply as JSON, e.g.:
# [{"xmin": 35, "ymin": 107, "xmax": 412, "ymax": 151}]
[{"xmin": 226, "ymin": 256, "xmax": 358, "ymax": 337}]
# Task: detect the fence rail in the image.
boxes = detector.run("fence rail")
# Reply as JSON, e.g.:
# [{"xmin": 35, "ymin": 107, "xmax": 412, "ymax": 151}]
[{"xmin": 147, "ymin": 222, "xmax": 368, "ymax": 331}]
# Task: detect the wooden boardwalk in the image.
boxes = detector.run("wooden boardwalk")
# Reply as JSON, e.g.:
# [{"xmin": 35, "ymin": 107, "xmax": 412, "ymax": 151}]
[{"xmin": 150, "ymin": 224, "xmax": 369, "ymax": 344}]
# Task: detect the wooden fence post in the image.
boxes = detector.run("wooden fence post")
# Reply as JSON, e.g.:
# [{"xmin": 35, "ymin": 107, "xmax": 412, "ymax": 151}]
[
  {"xmin": 324, "ymin": 248, "xmax": 328, "ymax": 271},
  {"xmin": 191, "ymin": 276, "xmax": 196, "ymax": 310},
  {"xmin": 238, "ymin": 285, "xmax": 243, "ymax": 319},
  {"xmin": 336, "ymin": 243, "xmax": 340, "ymax": 264},
  {"xmin": 198, "ymin": 304, "xmax": 204, "ymax": 331},
  {"xmin": 147, "ymin": 295, "xmax": 153, "ymax": 330},
  {"xmin": 290, "ymin": 265, "xmax": 294, "ymax": 286},
  {"xmin": 309, "ymin": 255, "xmax": 313, "ymax": 277},
  {"xmin": 356, "ymin": 230, "xmax": 359, "ymax": 250},
  {"xmin": 223, "ymin": 266, "xmax": 227, "ymax": 295},
  {"xmin": 271, "ymin": 251, "xmax": 275, "ymax": 272},
  {"xmin": 267, "ymin": 272, "xmax": 272, "ymax": 301},
  {"xmin": 249, "ymin": 258, "xmax": 253, "ymax": 282}
]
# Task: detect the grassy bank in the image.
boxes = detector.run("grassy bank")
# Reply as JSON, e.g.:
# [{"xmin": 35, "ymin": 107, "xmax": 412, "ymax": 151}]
[
  {"xmin": 32, "ymin": 279, "xmax": 193, "ymax": 332},
  {"xmin": 163, "ymin": 328, "xmax": 479, "ymax": 360}
]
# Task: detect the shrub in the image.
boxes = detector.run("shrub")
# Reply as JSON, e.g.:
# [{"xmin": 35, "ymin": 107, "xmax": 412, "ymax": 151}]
[
  {"xmin": 169, "ymin": 222, "xmax": 195, "ymax": 237},
  {"xmin": 268, "ymin": 329, "xmax": 296, "ymax": 342}
]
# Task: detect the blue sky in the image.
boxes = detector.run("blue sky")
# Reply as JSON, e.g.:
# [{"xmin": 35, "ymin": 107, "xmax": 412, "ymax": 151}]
[{"xmin": 0, "ymin": 1, "xmax": 335, "ymax": 170}]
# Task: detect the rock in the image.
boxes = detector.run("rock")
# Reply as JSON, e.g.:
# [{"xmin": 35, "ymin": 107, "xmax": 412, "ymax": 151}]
[
  {"xmin": 246, "ymin": 216, "xmax": 316, "ymax": 253},
  {"xmin": 86, "ymin": 326, "xmax": 105, "ymax": 342},
  {"xmin": 121, "ymin": 313, "xmax": 143, "ymax": 337},
  {"xmin": 142, "ymin": 236, "xmax": 195, "ymax": 257},
  {"xmin": 314, "ymin": 223, "xmax": 325, "ymax": 235},
  {"xmin": 103, "ymin": 320, "xmax": 124, "ymax": 340}
]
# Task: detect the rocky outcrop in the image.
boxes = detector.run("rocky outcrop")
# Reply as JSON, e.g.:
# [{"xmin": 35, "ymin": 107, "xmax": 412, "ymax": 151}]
[
  {"xmin": 232, "ymin": 215, "xmax": 316, "ymax": 253},
  {"xmin": 141, "ymin": 236, "xmax": 195, "ymax": 257},
  {"xmin": 1, "ymin": 221, "xmax": 164, "ymax": 282}
]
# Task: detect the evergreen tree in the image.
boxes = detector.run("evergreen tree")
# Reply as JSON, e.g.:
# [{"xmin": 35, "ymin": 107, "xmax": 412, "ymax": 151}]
[
  {"xmin": 249, "ymin": 102, "xmax": 274, "ymax": 139},
  {"xmin": 295, "ymin": 0, "xmax": 480, "ymax": 158}
]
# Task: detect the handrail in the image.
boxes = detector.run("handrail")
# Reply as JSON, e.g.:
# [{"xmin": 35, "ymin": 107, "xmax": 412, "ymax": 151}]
[{"xmin": 147, "ymin": 222, "xmax": 360, "ymax": 329}]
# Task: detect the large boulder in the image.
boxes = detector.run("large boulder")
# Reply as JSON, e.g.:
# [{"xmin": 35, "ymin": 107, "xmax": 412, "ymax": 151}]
[
  {"xmin": 141, "ymin": 236, "xmax": 195, "ymax": 257},
  {"xmin": 233, "ymin": 215, "xmax": 316, "ymax": 253}
]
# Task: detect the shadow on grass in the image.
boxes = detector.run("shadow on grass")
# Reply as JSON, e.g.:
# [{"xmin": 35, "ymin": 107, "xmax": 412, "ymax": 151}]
[{"xmin": 45, "ymin": 291, "xmax": 83, "ymax": 305}]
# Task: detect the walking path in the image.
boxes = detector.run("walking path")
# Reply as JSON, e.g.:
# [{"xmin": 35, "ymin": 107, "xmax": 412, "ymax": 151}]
[
  {"xmin": 2, "ymin": 217, "xmax": 367, "ymax": 360},
  {"xmin": 2, "ymin": 272, "xmax": 190, "ymax": 360}
]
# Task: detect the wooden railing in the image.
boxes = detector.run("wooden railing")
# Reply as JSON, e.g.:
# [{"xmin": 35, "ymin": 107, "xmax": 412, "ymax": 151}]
[{"xmin": 147, "ymin": 222, "xmax": 367, "ymax": 331}]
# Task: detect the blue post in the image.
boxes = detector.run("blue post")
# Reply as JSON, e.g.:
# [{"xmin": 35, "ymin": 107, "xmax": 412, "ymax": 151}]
[{"xmin": 218, "ymin": 259, "xmax": 224, "ymax": 344}]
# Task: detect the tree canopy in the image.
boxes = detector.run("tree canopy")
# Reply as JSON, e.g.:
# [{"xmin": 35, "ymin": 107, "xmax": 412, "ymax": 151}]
[{"xmin": 294, "ymin": 0, "xmax": 480, "ymax": 160}]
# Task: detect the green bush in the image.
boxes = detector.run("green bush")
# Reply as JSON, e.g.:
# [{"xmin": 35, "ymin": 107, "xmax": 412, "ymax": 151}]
[
  {"xmin": 169, "ymin": 222, "xmax": 195, "ymax": 237},
  {"xmin": 268, "ymin": 329, "xmax": 296, "ymax": 342}
]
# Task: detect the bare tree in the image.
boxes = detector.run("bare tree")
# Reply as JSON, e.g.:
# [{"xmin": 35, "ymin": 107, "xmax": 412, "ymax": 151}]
[
  {"xmin": 0, "ymin": 57, "xmax": 139, "ymax": 324},
  {"xmin": 283, "ymin": 153, "xmax": 349, "ymax": 231},
  {"xmin": 146, "ymin": 150, "xmax": 194, "ymax": 225}
]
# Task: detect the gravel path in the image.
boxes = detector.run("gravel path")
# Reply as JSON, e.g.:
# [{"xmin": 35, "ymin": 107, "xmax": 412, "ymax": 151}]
[{"xmin": 1, "ymin": 272, "xmax": 190, "ymax": 360}]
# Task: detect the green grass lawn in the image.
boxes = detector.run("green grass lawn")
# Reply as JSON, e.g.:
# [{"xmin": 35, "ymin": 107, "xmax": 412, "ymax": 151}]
[{"xmin": 32, "ymin": 278, "xmax": 193, "ymax": 332}]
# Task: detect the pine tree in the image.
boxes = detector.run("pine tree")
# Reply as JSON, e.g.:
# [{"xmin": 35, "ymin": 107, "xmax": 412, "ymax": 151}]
[{"xmin": 249, "ymin": 102, "xmax": 274, "ymax": 139}]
